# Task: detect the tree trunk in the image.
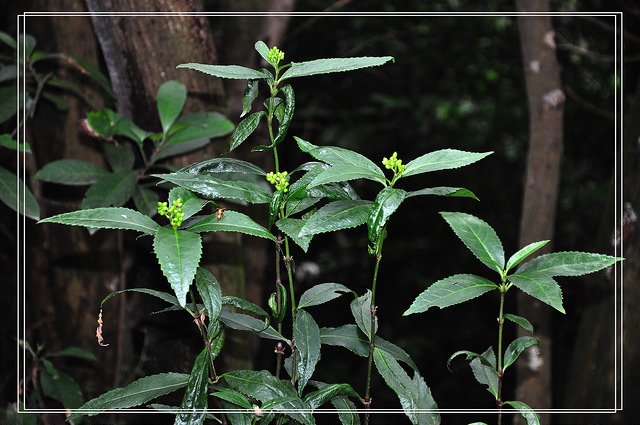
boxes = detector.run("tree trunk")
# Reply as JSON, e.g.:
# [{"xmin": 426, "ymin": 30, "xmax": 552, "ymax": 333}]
[
  {"xmin": 25, "ymin": 0, "xmax": 116, "ymax": 397},
  {"xmin": 514, "ymin": 2, "xmax": 565, "ymax": 423},
  {"xmin": 561, "ymin": 77, "xmax": 640, "ymax": 425},
  {"xmin": 84, "ymin": 0, "xmax": 258, "ymax": 376}
]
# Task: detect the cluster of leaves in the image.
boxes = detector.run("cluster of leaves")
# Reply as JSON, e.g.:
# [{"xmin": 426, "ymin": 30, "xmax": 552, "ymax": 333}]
[
  {"xmin": 35, "ymin": 80, "xmax": 233, "ymax": 216},
  {"xmin": 0, "ymin": 31, "xmax": 111, "ymax": 220},
  {"xmin": 5, "ymin": 342, "xmax": 97, "ymax": 425},
  {"xmin": 404, "ymin": 212, "xmax": 621, "ymax": 425}
]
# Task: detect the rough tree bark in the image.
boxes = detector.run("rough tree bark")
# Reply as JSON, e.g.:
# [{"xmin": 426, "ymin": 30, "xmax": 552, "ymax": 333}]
[
  {"xmin": 84, "ymin": 0, "xmax": 258, "ymax": 377},
  {"xmin": 25, "ymin": 0, "xmax": 116, "ymax": 395},
  {"xmin": 515, "ymin": 2, "xmax": 565, "ymax": 423},
  {"xmin": 562, "ymin": 77, "xmax": 640, "ymax": 425}
]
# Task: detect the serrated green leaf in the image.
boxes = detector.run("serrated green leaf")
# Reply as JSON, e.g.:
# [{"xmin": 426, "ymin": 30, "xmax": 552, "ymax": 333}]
[
  {"xmin": 178, "ymin": 157, "xmax": 265, "ymax": 175},
  {"xmin": 276, "ymin": 218, "xmax": 313, "ymax": 252},
  {"xmin": 0, "ymin": 134, "xmax": 29, "ymax": 152},
  {"xmin": 504, "ymin": 314, "xmax": 534, "ymax": 332},
  {"xmin": 211, "ymin": 390, "xmax": 252, "ymax": 409},
  {"xmin": 153, "ymin": 228, "xmax": 202, "ymax": 307},
  {"xmin": 405, "ymin": 186, "xmax": 479, "ymax": 201},
  {"xmin": 303, "ymin": 383, "xmax": 360, "ymax": 410},
  {"xmin": 104, "ymin": 143, "xmax": 135, "ymax": 172},
  {"xmin": 230, "ymin": 111, "xmax": 264, "ymax": 151},
  {"xmin": 240, "ymin": 80, "xmax": 259, "ymax": 117},
  {"xmin": 505, "ymin": 241, "xmax": 550, "ymax": 272},
  {"xmin": 49, "ymin": 346, "xmax": 97, "ymax": 362},
  {"xmin": 516, "ymin": 251, "xmax": 622, "ymax": 277},
  {"xmin": 0, "ymin": 166, "xmax": 40, "ymax": 220},
  {"xmin": 508, "ymin": 273, "xmax": 565, "ymax": 313},
  {"xmin": 40, "ymin": 359, "xmax": 83, "ymax": 409},
  {"xmin": 167, "ymin": 112, "xmax": 234, "ymax": 144},
  {"xmin": 187, "ymin": 210, "xmax": 275, "ymax": 241},
  {"xmin": 440, "ymin": 212, "xmax": 505, "ymax": 273},
  {"xmin": 403, "ymin": 149, "xmax": 492, "ymax": 177},
  {"xmin": 223, "ymin": 370, "xmax": 313, "ymax": 425},
  {"xmin": 81, "ymin": 171, "xmax": 137, "ymax": 209},
  {"xmin": 331, "ymin": 395, "xmax": 361, "ymax": 425},
  {"xmin": 295, "ymin": 137, "xmax": 386, "ymax": 186},
  {"xmin": 36, "ymin": 159, "xmax": 109, "ymax": 186},
  {"xmin": 503, "ymin": 336, "xmax": 540, "ymax": 371},
  {"xmin": 469, "ymin": 347, "xmax": 499, "ymax": 398},
  {"xmin": 298, "ymin": 283, "xmax": 351, "ymax": 309},
  {"xmin": 299, "ymin": 200, "xmax": 373, "ymax": 237},
  {"xmin": 219, "ymin": 309, "xmax": 285, "ymax": 341},
  {"xmin": 350, "ymin": 291, "xmax": 377, "ymax": 341},
  {"xmin": 177, "ymin": 63, "xmax": 270, "ymax": 80},
  {"xmin": 154, "ymin": 172, "xmax": 272, "ymax": 204},
  {"xmin": 503, "ymin": 400, "xmax": 541, "ymax": 425},
  {"xmin": 280, "ymin": 56, "xmax": 394, "ymax": 80},
  {"xmin": 40, "ymin": 207, "xmax": 159, "ymax": 235},
  {"xmin": 174, "ymin": 349, "xmax": 208, "ymax": 425},
  {"xmin": 157, "ymin": 80, "xmax": 187, "ymax": 135},
  {"xmin": 319, "ymin": 324, "xmax": 417, "ymax": 370},
  {"xmin": 404, "ymin": 274, "xmax": 498, "ymax": 315},
  {"xmin": 368, "ymin": 187, "xmax": 406, "ymax": 243},
  {"xmin": 373, "ymin": 348, "xmax": 439, "ymax": 425},
  {"xmin": 133, "ymin": 186, "xmax": 159, "ymax": 217},
  {"xmin": 308, "ymin": 164, "xmax": 384, "ymax": 188},
  {"xmin": 195, "ymin": 267, "xmax": 222, "ymax": 321},
  {"xmin": 69, "ymin": 372, "xmax": 189, "ymax": 422},
  {"xmin": 294, "ymin": 309, "xmax": 321, "ymax": 394}
]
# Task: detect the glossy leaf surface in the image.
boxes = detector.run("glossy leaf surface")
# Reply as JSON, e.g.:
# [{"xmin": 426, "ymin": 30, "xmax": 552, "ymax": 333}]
[
  {"xmin": 403, "ymin": 149, "xmax": 492, "ymax": 177},
  {"xmin": 36, "ymin": 159, "xmax": 108, "ymax": 185},
  {"xmin": 440, "ymin": 212, "xmax": 505, "ymax": 273},
  {"xmin": 294, "ymin": 309, "xmax": 321, "ymax": 394},
  {"xmin": 280, "ymin": 56, "xmax": 394, "ymax": 80},
  {"xmin": 299, "ymin": 200, "xmax": 373, "ymax": 237},
  {"xmin": 40, "ymin": 207, "xmax": 159, "ymax": 235},
  {"xmin": 404, "ymin": 274, "xmax": 497, "ymax": 315},
  {"xmin": 298, "ymin": 282, "xmax": 351, "ymax": 309},
  {"xmin": 153, "ymin": 228, "xmax": 202, "ymax": 307}
]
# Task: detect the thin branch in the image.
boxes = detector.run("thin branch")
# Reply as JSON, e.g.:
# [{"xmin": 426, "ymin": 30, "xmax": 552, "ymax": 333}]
[{"xmin": 286, "ymin": 0, "xmax": 353, "ymax": 40}]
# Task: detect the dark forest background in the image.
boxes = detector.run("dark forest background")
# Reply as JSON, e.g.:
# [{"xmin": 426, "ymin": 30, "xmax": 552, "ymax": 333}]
[{"xmin": 1, "ymin": 1, "xmax": 639, "ymax": 424}]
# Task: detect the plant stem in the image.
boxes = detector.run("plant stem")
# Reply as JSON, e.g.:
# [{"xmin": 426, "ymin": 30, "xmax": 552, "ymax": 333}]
[
  {"xmin": 275, "ymin": 245, "xmax": 283, "ymax": 379},
  {"xmin": 283, "ymin": 236, "xmax": 298, "ymax": 385},
  {"xmin": 364, "ymin": 239, "xmax": 384, "ymax": 425},
  {"xmin": 497, "ymin": 287, "xmax": 506, "ymax": 425},
  {"xmin": 189, "ymin": 289, "xmax": 218, "ymax": 382}
]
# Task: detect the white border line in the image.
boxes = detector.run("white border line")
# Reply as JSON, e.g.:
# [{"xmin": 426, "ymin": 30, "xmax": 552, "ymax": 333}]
[{"xmin": 16, "ymin": 10, "xmax": 623, "ymax": 418}]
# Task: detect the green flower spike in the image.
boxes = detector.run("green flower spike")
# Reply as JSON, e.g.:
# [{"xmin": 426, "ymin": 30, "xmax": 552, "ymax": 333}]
[
  {"xmin": 268, "ymin": 46, "xmax": 285, "ymax": 66},
  {"xmin": 266, "ymin": 171, "xmax": 289, "ymax": 193},
  {"xmin": 157, "ymin": 198, "xmax": 185, "ymax": 229},
  {"xmin": 382, "ymin": 152, "xmax": 407, "ymax": 186}
]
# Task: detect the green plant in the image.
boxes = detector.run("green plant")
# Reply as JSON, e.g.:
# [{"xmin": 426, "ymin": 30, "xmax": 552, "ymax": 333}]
[
  {"xmin": 404, "ymin": 212, "xmax": 622, "ymax": 425},
  {"xmin": 35, "ymin": 39, "xmax": 615, "ymax": 425},
  {"xmin": 0, "ymin": 31, "xmax": 111, "ymax": 220},
  {"xmin": 10, "ymin": 341, "xmax": 96, "ymax": 424},
  {"xmin": 35, "ymin": 80, "xmax": 233, "ymax": 214}
]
